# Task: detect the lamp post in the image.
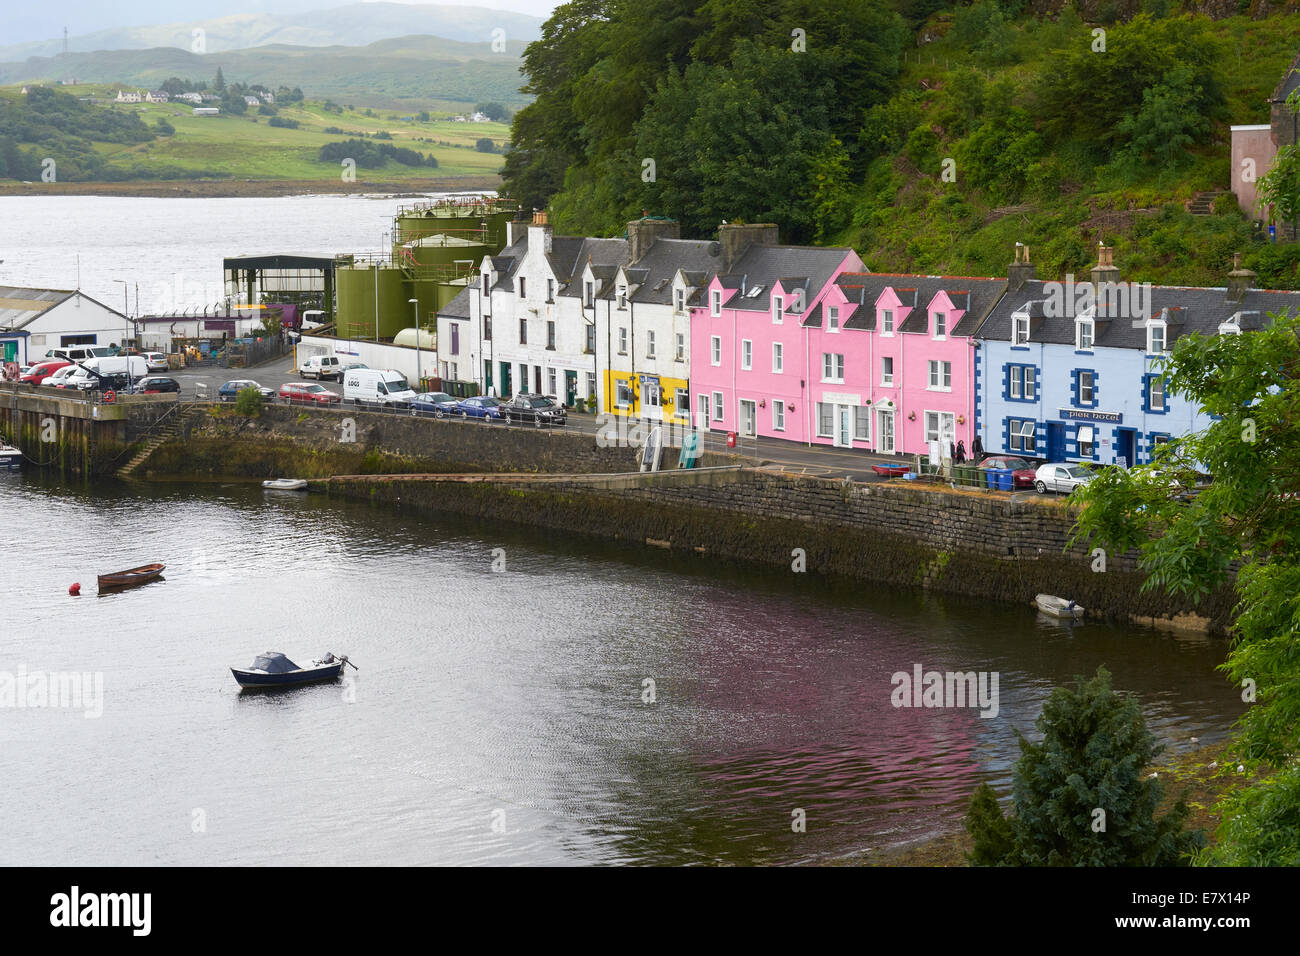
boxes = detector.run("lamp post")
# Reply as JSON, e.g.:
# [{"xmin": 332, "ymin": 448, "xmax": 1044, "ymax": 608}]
[{"xmin": 409, "ymin": 298, "xmax": 421, "ymax": 390}]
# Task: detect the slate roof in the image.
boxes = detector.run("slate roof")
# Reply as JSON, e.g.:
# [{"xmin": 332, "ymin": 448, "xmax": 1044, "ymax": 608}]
[
  {"xmin": 1271, "ymin": 49, "xmax": 1300, "ymax": 104},
  {"xmin": 890, "ymin": 276, "xmax": 1007, "ymax": 336},
  {"xmin": 436, "ymin": 284, "xmax": 473, "ymax": 320},
  {"xmin": 975, "ymin": 279, "xmax": 1300, "ymax": 349},
  {"xmin": 599, "ymin": 237, "xmax": 720, "ymax": 305},
  {"xmin": 717, "ymin": 245, "xmax": 856, "ymax": 313}
]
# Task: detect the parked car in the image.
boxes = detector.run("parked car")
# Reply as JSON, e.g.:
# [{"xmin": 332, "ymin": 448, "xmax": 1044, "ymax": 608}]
[
  {"xmin": 20, "ymin": 359, "xmax": 70, "ymax": 385},
  {"xmin": 977, "ymin": 455, "xmax": 1039, "ymax": 489},
  {"xmin": 130, "ymin": 376, "xmax": 181, "ymax": 394},
  {"xmin": 408, "ymin": 391, "xmax": 460, "ymax": 417},
  {"xmin": 279, "ymin": 382, "xmax": 342, "ymax": 406},
  {"xmin": 299, "ymin": 355, "xmax": 343, "ymax": 381},
  {"xmin": 1034, "ymin": 462, "xmax": 1096, "ymax": 495},
  {"xmin": 500, "ymin": 393, "xmax": 567, "ymax": 426},
  {"xmin": 343, "ymin": 368, "xmax": 415, "ymax": 407},
  {"xmin": 341, "ymin": 362, "xmax": 369, "ymax": 373},
  {"xmin": 42, "ymin": 365, "xmax": 79, "ymax": 388},
  {"xmin": 453, "ymin": 395, "xmax": 504, "ymax": 421},
  {"xmin": 144, "ymin": 352, "xmax": 169, "ymax": 372},
  {"xmin": 68, "ymin": 371, "xmax": 132, "ymax": 393},
  {"xmin": 218, "ymin": 380, "xmax": 276, "ymax": 403}
]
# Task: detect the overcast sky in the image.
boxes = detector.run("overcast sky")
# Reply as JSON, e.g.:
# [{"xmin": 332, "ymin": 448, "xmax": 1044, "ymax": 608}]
[{"xmin": 8, "ymin": 1, "xmax": 561, "ymax": 46}]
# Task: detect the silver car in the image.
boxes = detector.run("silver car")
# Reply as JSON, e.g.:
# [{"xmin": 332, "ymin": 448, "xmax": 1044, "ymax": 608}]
[{"xmin": 1034, "ymin": 462, "xmax": 1095, "ymax": 494}]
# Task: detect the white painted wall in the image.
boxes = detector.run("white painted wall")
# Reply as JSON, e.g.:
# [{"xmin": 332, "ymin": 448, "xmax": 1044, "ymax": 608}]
[{"xmin": 297, "ymin": 334, "xmax": 435, "ymax": 383}]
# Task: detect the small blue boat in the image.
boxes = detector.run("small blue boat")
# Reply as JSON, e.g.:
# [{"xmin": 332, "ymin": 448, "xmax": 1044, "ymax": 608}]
[{"xmin": 231, "ymin": 651, "xmax": 353, "ymax": 690}]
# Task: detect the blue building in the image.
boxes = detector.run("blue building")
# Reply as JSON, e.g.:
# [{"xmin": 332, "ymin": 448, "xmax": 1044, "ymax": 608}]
[{"xmin": 975, "ymin": 246, "xmax": 1300, "ymax": 467}]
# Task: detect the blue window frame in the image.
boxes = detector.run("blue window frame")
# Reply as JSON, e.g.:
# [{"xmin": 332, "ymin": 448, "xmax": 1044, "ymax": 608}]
[
  {"xmin": 1002, "ymin": 363, "xmax": 1037, "ymax": 402},
  {"xmin": 1146, "ymin": 432, "xmax": 1171, "ymax": 463},
  {"xmin": 1070, "ymin": 368, "xmax": 1099, "ymax": 408},
  {"xmin": 1141, "ymin": 373, "xmax": 1168, "ymax": 414}
]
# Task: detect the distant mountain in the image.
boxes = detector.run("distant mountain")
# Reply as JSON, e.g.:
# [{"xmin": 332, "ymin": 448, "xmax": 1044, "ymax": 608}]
[
  {"xmin": 0, "ymin": 33, "xmax": 532, "ymax": 109},
  {"xmin": 0, "ymin": 2, "xmax": 544, "ymax": 60}
]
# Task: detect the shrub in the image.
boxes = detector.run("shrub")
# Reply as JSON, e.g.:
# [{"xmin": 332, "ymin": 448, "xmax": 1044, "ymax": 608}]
[
  {"xmin": 235, "ymin": 387, "xmax": 264, "ymax": 416},
  {"xmin": 268, "ymin": 116, "xmax": 299, "ymax": 129}
]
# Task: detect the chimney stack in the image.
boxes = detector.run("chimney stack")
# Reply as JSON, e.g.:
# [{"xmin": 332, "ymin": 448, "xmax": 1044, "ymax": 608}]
[
  {"xmin": 719, "ymin": 222, "xmax": 779, "ymax": 272},
  {"xmin": 1008, "ymin": 242, "xmax": 1035, "ymax": 291},
  {"xmin": 626, "ymin": 216, "xmax": 680, "ymax": 264},
  {"xmin": 1227, "ymin": 251, "xmax": 1256, "ymax": 302},
  {"xmin": 527, "ymin": 208, "xmax": 552, "ymax": 254},
  {"xmin": 1091, "ymin": 243, "xmax": 1120, "ymax": 293}
]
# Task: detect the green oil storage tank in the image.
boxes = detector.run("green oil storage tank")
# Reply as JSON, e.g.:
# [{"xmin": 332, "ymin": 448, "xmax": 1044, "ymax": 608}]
[
  {"xmin": 393, "ymin": 197, "xmax": 518, "ymax": 254},
  {"xmin": 336, "ymin": 263, "xmax": 410, "ymax": 340}
]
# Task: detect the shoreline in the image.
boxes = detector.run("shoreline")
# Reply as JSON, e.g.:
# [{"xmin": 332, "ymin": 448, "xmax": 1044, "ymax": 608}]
[{"xmin": 0, "ymin": 175, "xmax": 503, "ymax": 198}]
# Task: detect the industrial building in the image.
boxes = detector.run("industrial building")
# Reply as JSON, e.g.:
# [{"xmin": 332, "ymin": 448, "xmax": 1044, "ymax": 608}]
[{"xmin": 0, "ymin": 286, "xmax": 131, "ymax": 366}]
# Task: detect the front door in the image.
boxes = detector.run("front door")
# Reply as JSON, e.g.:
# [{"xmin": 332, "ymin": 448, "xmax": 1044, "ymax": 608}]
[
  {"xmin": 534, "ymin": 366, "xmax": 543, "ymax": 394},
  {"xmin": 835, "ymin": 405, "xmax": 852, "ymax": 447},
  {"xmin": 1047, "ymin": 422, "xmax": 1065, "ymax": 461},
  {"xmin": 498, "ymin": 361, "xmax": 511, "ymax": 398},
  {"xmin": 642, "ymin": 378, "xmax": 662, "ymax": 421},
  {"xmin": 1116, "ymin": 428, "xmax": 1136, "ymax": 468},
  {"xmin": 738, "ymin": 399, "xmax": 756, "ymax": 437},
  {"xmin": 877, "ymin": 409, "xmax": 895, "ymax": 454},
  {"xmin": 564, "ymin": 370, "xmax": 577, "ymax": 406},
  {"xmin": 697, "ymin": 394, "xmax": 710, "ymax": 431}
]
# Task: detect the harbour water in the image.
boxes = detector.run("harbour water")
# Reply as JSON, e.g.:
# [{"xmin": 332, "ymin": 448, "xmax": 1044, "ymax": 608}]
[{"xmin": 0, "ymin": 472, "xmax": 1242, "ymax": 865}]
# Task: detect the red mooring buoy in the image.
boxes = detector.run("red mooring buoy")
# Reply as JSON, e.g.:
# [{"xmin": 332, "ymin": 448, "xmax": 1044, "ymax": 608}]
[{"xmin": 69, "ymin": 582, "xmax": 81, "ymax": 596}]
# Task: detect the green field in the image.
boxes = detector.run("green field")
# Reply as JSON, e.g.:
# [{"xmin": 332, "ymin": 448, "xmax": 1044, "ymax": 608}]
[{"xmin": 5, "ymin": 84, "xmax": 509, "ymax": 181}]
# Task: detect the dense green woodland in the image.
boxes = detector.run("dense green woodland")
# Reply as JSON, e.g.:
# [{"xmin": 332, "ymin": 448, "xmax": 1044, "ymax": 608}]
[{"xmin": 503, "ymin": 0, "xmax": 1300, "ymax": 287}]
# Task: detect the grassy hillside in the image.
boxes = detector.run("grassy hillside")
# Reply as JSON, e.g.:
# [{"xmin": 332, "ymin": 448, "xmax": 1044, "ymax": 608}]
[
  {"xmin": 0, "ymin": 84, "xmax": 509, "ymax": 182},
  {"xmin": 505, "ymin": 2, "xmax": 1300, "ymax": 290},
  {"xmin": 0, "ymin": 33, "xmax": 531, "ymax": 112}
]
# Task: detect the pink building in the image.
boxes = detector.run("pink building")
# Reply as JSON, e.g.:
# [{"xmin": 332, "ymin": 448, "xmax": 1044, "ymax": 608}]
[{"xmin": 687, "ymin": 231, "xmax": 862, "ymax": 441}]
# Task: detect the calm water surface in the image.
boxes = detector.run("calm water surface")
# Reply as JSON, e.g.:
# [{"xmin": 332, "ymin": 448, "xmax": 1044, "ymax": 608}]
[{"xmin": 0, "ymin": 473, "xmax": 1241, "ymax": 865}]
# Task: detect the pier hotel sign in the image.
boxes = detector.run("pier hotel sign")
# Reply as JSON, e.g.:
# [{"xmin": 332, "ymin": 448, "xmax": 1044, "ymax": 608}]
[{"xmin": 1058, "ymin": 407, "xmax": 1123, "ymax": 424}]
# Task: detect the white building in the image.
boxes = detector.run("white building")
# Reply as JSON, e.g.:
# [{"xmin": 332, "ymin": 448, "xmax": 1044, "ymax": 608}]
[
  {"xmin": 177, "ymin": 92, "xmax": 203, "ymax": 104},
  {"xmin": 243, "ymin": 95, "xmax": 261, "ymax": 107},
  {"xmin": 144, "ymin": 90, "xmax": 169, "ymax": 103},
  {"xmin": 114, "ymin": 90, "xmax": 142, "ymax": 103},
  {"xmin": 0, "ymin": 287, "xmax": 131, "ymax": 366}
]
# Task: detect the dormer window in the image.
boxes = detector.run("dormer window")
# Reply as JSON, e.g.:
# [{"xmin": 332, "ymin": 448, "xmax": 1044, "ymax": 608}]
[
  {"xmin": 481, "ymin": 273, "xmax": 490, "ymax": 297},
  {"xmin": 933, "ymin": 312, "xmax": 946, "ymax": 338},
  {"xmin": 710, "ymin": 289, "xmax": 722, "ymax": 317},
  {"xmin": 584, "ymin": 280, "xmax": 594, "ymax": 307},
  {"xmin": 617, "ymin": 285, "xmax": 627, "ymax": 309},
  {"xmin": 547, "ymin": 278, "xmax": 555, "ymax": 302},
  {"xmin": 674, "ymin": 288, "xmax": 685, "ymax": 312},
  {"xmin": 772, "ymin": 295, "xmax": 784, "ymax": 324},
  {"xmin": 828, "ymin": 306, "xmax": 840, "ymax": 331},
  {"xmin": 1147, "ymin": 323, "xmax": 1166, "ymax": 353},
  {"xmin": 881, "ymin": 309, "xmax": 894, "ymax": 335},
  {"xmin": 1013, "ymin": 312, "xmax": 1030, "ymax": 345},
  {"xmin": 1076, "ymin": 317, "xmax": 1094, "ymax": 351}
]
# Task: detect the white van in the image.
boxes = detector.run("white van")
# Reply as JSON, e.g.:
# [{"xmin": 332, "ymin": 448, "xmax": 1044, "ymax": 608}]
[
  {"xmin": 64, "ymin": 355, "xmax": 148, "ymax": 388},
  {"xmin": 299, "ymin": 355, "xmax": 342, "ymax": 381},
  {"xmin": 45, "ymin": 346, "xmax": 112, "ymax": 363},
  {"xmin": 344, "ymin": 368, "xmax": 416, "ymax": 407}
]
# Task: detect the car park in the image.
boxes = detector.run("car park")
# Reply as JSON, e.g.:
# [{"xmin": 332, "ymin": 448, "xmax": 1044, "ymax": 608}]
[
  {"xmin": 454, "ymin": 396, "xmax": 504, "ymax": 421},
  {"xmin": 408, "ymin": 391, "xmax": 460, "ymax": 417},
  {"xmin": 218, "ymin": 380, "xmax": 276, "ymax": 402},
  {"xmin": 977, "ymin": 455, "xmax": 1039, "ymax": 489},
  {"xmin": 20, "ymin": 360, "xmax": 71, "ymax": 384},
  {"xmin": 1034, "ymin": 462, "xmax": 1095, "ymax": 495},
  {"xmin": 500, "ymin": 393, "xmax": 567, "ymax": 427},
  {"xmin": 41, "ymin": 365, "xmax": 79, "ymax": 388},
  {"xmin": 299, "ymin": 355, "xmax": 343, "ymax": 381},
  {"xmin": 130, "ymin": 376, "xmax": 181, "ymax": 394},
  {"xmin": 279, "ymin": 382, "xmax": 342, "ymax": 406}
]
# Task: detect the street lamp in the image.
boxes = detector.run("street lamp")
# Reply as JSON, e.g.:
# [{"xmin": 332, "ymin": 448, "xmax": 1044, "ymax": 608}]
[{"xmin": 409, "ymin": 298, "xmax": 420, "ymax": 390}]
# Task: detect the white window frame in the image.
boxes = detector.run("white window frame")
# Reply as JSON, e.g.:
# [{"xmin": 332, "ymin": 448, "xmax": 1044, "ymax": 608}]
[
  {"xmin": 547, "ymin": 368, "xmax": 557, "ymax": 395},
  {"xmin": 675, "ymin": 332, "xmax": 685, "ymax": 362},
  {"xmin": 933, "ymin": 312, "xmax": 946, "ymax": 339},
  {"xmin": 854, "ymin": 406, "xmax": 870, "ymax": 442},
  {"xmin": 881, "ymin": 309, "xmax": 894, "ymax": 335},
  {"xmin": 881, "ymin": 356, "xmax": 894, "ymax": 387},
  {"xmin": 1150, "ymin": 375, "xmax": 1166, "ymax": 411},
  {"xmin": 617, "ymin": 285, "xmax": 627, "ymax": 309},
  {"xmin": 1023, "ymin": 366, "xmax": 1036, "ymax": 400},
  {"xmin": 646, "ymin": 329, "xmax": 656, "ymax": 358},
  {"xmin": 618, "ymin": 327, "xmax": 628, "ymax": 354},
  {"xmin": 1077, "ymin": 318, "xmax": 1095, "ymax": 351},
  {"xmin": 772, "ymin": 400, "xmax": 785, "ymax": 431},
  {"xmin": 584, "ymin": 280, "xmax": 594, "ymax": 307},
  {"xmin": 772, "ymin": 342, "xmax": 783, "ymax": 373},
  {"xmin": 816, "ymin": 402, "xmax": 834, "ymax": 438},
  {"xmin": 1148, "ymin": 322, "xmax": 1166, "ymax": 354},
  {"xmin": 772, "ymin": 295, "xmax": 784, "ymax": 325},
  {"xmin": 710, "ymin": 289, "xmax": 722, "ymax": 317},
  {"xmin": 710, "ymin": 335, "xmax": 721, "ymax": 366},
  {"xmin": 712, "ymin": 391, "xmax": 724, "ymax": 422},
  {"xmin": 741, "ymin": 339, "xmax": 752, "ymax": 370},
  {"xmin": 822, "ymin": 352, "xmax": 845, "ymax": 383},
  {"xmin": 674, "ymin": 288, "xmax": 685, "ymax": 313},
  {"xmin": 828, "ymin": 306, "xmax": 840, "ymax": 332},
  {"xmin": 1013, "ymin": 313, "xmax": 1030, "ymax": 345},
  {"xmin": 615, "ymin": 381, "xmax": 633, "ymax": 408},
  {"xmin": 1009, "ymin": 365, "xmax": 1022, "ymax": 399},
  {"xmin": 927, "ymin": 360, "xmax": 952, "ymax": 391},
  {"xmin": 1078, "ymin": 370, "xmax": 1095, "ymax": 406}
]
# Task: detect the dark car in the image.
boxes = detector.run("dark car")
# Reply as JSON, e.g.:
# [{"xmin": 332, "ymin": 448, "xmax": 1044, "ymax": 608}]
[
  {"xmin": 218, "ymin": 379, "xmax": 275, "ymax": 402},
  {"xmin": 408, "ymin": 391, "xmax": 459, "ymax": 417},
  {"xmin": 279, "ymin": 382, "xmax": 342, "ymax": 406},
  {"xmin": 70, "ymin": 371, "xmax": 133, "ymax": 393},
  {"xmin": 130, "ymin": 376, "xmax": 181, "ymax": 394},
  {"xmin": 500, "ymin": 393, "xmax": 567, "ymax": 427},
  {"xmin": 977, "ymin": 455, "xmax": 1039, "ymax": 489},
  {"xmin": 453, "ymin": 395, "xmax": 504, "ymax": 421}
]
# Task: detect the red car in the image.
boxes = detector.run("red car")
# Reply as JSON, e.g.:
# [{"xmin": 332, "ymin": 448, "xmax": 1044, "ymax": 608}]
[
  {"xmin": 278, "ymin": 382, "xmax": 341, "ymax": 406},
  {"xmin": 977, "ymin": 455, "xmax": 1040, "ymax": 489},
  {"xmin": 20, "ymin": 359, "xmax": 70, "ymax": 385}
]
